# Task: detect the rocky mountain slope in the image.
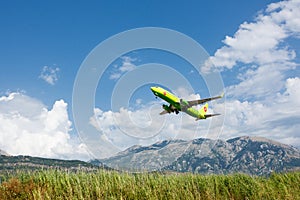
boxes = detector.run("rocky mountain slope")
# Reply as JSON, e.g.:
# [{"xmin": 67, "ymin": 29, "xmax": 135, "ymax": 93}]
[
  {"xmin": 100, "ymin": 136, "xmax": 300, "ymax": 175},
  {"xmin": 1, "ymin": 136, "xmax": 299, "ymax": 175}
]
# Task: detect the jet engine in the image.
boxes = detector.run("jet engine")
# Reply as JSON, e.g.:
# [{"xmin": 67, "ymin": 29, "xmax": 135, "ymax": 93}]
[
  {"xmin": 162, "ymin": 104, "xmax": 179, "ymax": 114},
  {"xmin": 162, "ymin": 104, "xmax": 172, "ymax": 113}
]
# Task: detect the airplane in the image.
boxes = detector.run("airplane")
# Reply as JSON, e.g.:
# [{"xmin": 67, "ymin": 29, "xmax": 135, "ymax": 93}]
[{"xmin": 150, "ymin": 86, "xmax": 224, "ymax": 120}]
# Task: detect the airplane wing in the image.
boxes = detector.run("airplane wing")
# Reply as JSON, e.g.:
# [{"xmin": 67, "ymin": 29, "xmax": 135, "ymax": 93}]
[
  {"xmin": 159, "ymin": 110, "xmax": 169, "ymax": 115},
  {"xmin": 187, "ymin": 92, "xmax": 224, "ymax": 107}
]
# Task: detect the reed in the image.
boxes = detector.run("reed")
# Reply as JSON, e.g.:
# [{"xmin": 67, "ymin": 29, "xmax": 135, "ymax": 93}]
[{"xmin": 0, "ymin": 170, "xmax": 299, "ymax": 200}]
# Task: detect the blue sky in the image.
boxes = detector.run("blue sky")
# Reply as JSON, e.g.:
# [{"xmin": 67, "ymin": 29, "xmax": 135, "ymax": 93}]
[
  {"xmin": 1, "ymin": 1, "xmax": 275, "ymax": 102},
  {"xmin": 1, "ymin": 0, "xmax": 299, "ymax": 161}
]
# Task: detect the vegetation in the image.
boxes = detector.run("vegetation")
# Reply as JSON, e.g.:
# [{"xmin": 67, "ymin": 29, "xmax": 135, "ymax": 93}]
[
  {"xmin": 0, "ymin": 155, "xmax": 100, "ymax": 172},
  {"xmin": 0, "ymin": 170, "xmax": 299, "ymax": 200}
]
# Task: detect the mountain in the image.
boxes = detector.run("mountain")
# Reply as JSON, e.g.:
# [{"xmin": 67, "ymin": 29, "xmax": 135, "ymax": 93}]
[
  {"xmin": 99, "ymin": 136, "xmax": 300, "ymax": 175},
  {"xmin": 1, "ymin": 136, "xmax": 299, "ymax": 175},
  {"xmin": 0, "ymin": 149, "xmax": 10, "ymax": 156},
  {"xmin": 0, "ymin": 154, "xmax": 101, "ymax": 172}
]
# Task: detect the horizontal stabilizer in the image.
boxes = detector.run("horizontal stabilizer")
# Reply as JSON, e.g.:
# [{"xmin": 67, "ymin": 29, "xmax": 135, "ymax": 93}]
[
  {"xmin": 205, "ymin": 113, "xmax": 221, "ymax": 118},
  {"xmin": 195, "ymin": 113, "xmax": 221, "ymax": 121}
]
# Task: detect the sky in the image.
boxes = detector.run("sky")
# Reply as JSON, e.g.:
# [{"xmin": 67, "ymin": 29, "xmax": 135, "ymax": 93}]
[{"xmin": 0, "ymin": 0, "xmax": 299, "ymax": 161}]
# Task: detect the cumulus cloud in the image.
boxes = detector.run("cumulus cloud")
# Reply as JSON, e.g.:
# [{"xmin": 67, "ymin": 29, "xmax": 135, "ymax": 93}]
[
  {"xmin": 214, "ymin": 77, "xmax": 300, "ymax": 147},
  {"xmin": 174, "ymin": 86, "xmax": 201, "ymax": 101},
  {"xmin": 202, "ymin": 0, "xmax": 300, "ymax": 72},
  {"xmin": 39, "ymin": 66, "xmax": 60, "ymax": 85},
  {"xmin": 91, "ymin": 105, "xmax": 209, "ymax": 151},
  {"xmin": 89, "ymin": 88, "xmax": 216, "ymax": 154},
  {"xmin": 226, "ymin": 63, "xmax": 295, "ymax": 100},
  {"xmin": 0, "ymin": 92, "xmax": 90, "ymax": 160},
  {"xmin": 200, "ymin": 0, "xmax": 300, "ymax": 148},
  {"xmin": 91, "ymin": 76, "xmax": 300, "ymax": 151},
  {"xmin": 109, "ymin": 56, "xmax": 137, "ymax": 80}
]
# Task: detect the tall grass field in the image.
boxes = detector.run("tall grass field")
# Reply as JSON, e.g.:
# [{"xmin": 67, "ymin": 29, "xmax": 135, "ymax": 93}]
[{"xmin": 0, "ymin": 170, "xmax": 299, "ymax": 200}]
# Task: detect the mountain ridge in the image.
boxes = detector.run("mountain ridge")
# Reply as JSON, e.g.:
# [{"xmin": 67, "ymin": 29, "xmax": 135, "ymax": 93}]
[
  {"xmin": 1, "ymin": 136, "xmax": 299, "ymax": 176},
  {"xmin": 99, "ymin": 136, "xmax": 300, "ymax": 175},
  {"xmin": 0, "ymin": 149, "xmax": 10, "ymax": 156}
]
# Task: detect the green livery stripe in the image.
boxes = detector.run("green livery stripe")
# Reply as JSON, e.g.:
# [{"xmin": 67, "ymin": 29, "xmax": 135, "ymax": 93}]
[{"xmin": 155, "ymin": 87, "xmax": 180, "ymax": 109}]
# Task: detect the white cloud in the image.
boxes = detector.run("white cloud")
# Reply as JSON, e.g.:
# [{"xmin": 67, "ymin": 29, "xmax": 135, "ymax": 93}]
[
  {"xmin": 284, "ymin": 77, "xmax": 300, "ymax": 102},
  {"xmin": 202, "ymin": 0, "xmax": 300, "ymax": 73},
  {"xmin": 214, "ymin": 77, "xmax": 300, "ymax": 148},
  {"xmin": 135, "ymin": 98, "xmax": 143, "ymax": 105},
  {"xmin": 39, "ymin": 66, "xmax": 60, "ymax": 85},
  {"xmin": 109, "ymin": 56, "xmax": 137, "ymax": 80},
  {"xmin": 267, "ymin": 0, "xmax": 300, "ymax": 37},
  {"xmin": 90, "ymin": 105, "xmax": 177, "ymax": 150},
  {"xmin": 0, "ymin": 92, "xmax": 90, "ymax": 160},
  {"xmin": 226, "ymin": 63, "xmax": 294, "ymax": 99},
  {"xmin": 174, "ymin": 87, "xmax": 201, "ymax": 101},
  {"xmin": 89, "ymin": 89, "xmax": 215, "ymax": 155},
  {"xmin": 200, "ymin": 0, "xmax": 300, "ymax": 148}
]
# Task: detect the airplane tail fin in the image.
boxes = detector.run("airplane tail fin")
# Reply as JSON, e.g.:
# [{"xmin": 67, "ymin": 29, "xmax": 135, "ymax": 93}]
[
  {"xmin": 199, "ymin": 103, "xmax": 208, "ymax": 116},
  {"xmin": 196, "ymin": 103, "xmax": 221, "ymax": 120}
]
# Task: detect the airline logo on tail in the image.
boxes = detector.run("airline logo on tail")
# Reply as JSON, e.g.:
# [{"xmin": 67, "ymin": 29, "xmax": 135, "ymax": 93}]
[{"xmin": 199, "ymin": 103, "xmax": 208, "ymax": 114}]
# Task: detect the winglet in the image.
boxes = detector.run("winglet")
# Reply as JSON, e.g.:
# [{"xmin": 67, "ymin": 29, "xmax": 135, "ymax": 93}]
[{"xmin": 220, "ymin": 92, "xmax": 225, "ymax": 98}]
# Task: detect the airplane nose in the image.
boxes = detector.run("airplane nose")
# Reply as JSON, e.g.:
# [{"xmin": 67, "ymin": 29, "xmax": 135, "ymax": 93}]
[{"xmin": 151, "ymin": 87, "xmax": 159, "ymax": 96}]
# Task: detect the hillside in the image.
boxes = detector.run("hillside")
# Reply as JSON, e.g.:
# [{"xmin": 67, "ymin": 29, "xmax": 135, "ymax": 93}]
[
  {"xmin": 99, "ymin": 136, "xmax": 300, "ymax": 175},
  {"xmin": 0, "ymin": 154, "xmax": 100, "ymax": 173},
  {"xmin": 0, "ymin": 149, "xmax": 9, "ymax": 156}
]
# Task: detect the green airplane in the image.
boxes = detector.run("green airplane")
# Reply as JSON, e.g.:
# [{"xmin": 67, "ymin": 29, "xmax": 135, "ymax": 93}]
[{"xmin": 150, "ymin": 86, "xmax": 224, "ymax": 120}]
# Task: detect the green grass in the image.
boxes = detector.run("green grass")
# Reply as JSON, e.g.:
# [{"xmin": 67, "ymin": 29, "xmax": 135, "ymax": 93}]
[{"xmin": 0, "ymin": 170, "xmax": 299, "ymax": 200}]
